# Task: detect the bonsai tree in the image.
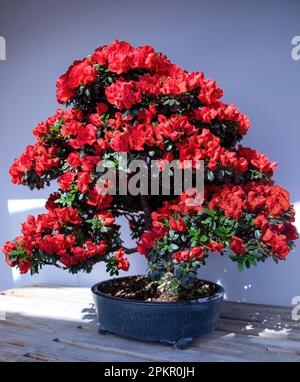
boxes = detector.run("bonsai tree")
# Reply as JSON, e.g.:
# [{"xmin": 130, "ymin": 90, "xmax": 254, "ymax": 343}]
[{"xmin": 2, "ymin": 40, "xmax": 298, "ymax": 301}]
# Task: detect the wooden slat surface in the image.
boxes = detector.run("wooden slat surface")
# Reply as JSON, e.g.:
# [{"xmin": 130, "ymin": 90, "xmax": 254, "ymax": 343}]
[{"xmin": 0, "ymin": 284, "xmax": 299, "ymax": 362}]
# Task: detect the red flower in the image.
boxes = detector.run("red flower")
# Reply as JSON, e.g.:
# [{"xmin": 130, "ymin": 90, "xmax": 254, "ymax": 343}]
[
  {"xmin": 209, "ymin": 185, "xmax": 245, "ymax": 220},
  {"xmin": 86, "ymin": 187, "xmax": 113, "ymax": 209},
  {"xmin": 281, "ymin": 223, "xmax": 299, "ymax": 241},
  {"xmin": 67, "ymin": 152, "xmax": 82, "ymax": 168},
  {"xmin": 237, "ymin": 147, "xmax": 277, "ymax": 174},
  {"xmin": 85, "ymin": 240, "xmax": 107, "ymax": 258},
  {"xmin": 81, "ymin": 155, "xmax": 100, "ymax": 172},
  {"xmin": 96, "ymin": 102, "xmax": 109, "ymax": 115},
  {"xmin": 191, "ymin": 246, "xmax": 205, "ymax": 260},
  {"xmin": 54, "ymin": 207, "xmax": 82, "ymax": 225},
  {"xmin": 33, "ymin": 121, "xmax": 49, "ymax": 139},
  {"xmin": 265, "ymin": 186, "xmax": 290, "ymax": 216},
  {"xmin": 262, "ymin": 229, "xmax": 290, "ymax": 259},
  {"xmin": 57, "ymin": 172, "xmax": 75, "ymax": 191},
  {"xmin": 45, "ymin": 192, "xmax": 61, "ymax": 211},
  {"xmin": 56, "ymin": 59, "xmax": 97, "ymax": 103},
  {"xmin": 77, "ymin": 172, "xmax": 92, "ymax": 194},
  {"xmin": 67, "ymin": 60, "xmax": 97, "ymax": 89},
  {"xmin": 109, "ymin": 130, "xmax": 130, "ymax": 152},
  {"xmin": 70, "ymin": 124, "xmax": 97, "ymax": 149},
  {"xmin": 193, "ymin": 103, "xmax": 250, "ymax": 136},
  {"xmin": 70, "ymin": 247, "xmax": 86, "ymax": 262},
  {"xmin": 272, "ymin": 235, "xmax": 290, "ymax": 259},
  {"xmin": 247, "ymin": 190, "xmax": 265, "ymax": 211},
  {"xmin": 117, "ymin": 257, "xmax": 129, "ymax": 271},
  {"xmin": 180, "ymin": 250, "xmax": 190, "ymax": 261},
  {"xmin": 236, "ymin": 157, "xmax": 249, "ymax": 173},
  {"xmin": 97, "ymin": 212, "xmax": 115, "ymax": 225},
  {"xmin": 169, "ymin": 216, "xmax": 186, "ymax": 232},
  {"xmin": 61, "ymin": 120, "xmax": 81, "ymax": 136},
  {"xmin": 262, "ymin": 228, "xmax": 273, "ymax": 243},
  {"xmin": 9, "ymin": 143, "xmax": 60, "ymax": 184},
  {"xmin": 137, "ymin": 231, "xmax": 156, "ymax": 255},
  {"xmin": 198, "ymin": 78, "xmax": 223, "ymax": 105},
  {"xmin": 172, "ymin": 251, "xmax": 182, "ymax": 262},
  {"xmin": 105, "ymin": 41, "xmax": 135, "ymax": 74},
  {"xmin": 115, "ymin": 248, "xmax": 125, "ymax": 260},
  {"xmin": 56, "ymin": 73, "xmax": 76, "ymax": 104},
  {"xmin": 114, "ymin": 247, "xmax": 129, "ymax": 271},
  {"xmin": 18, "ymin": 261, "xmax": 30, "ymax": 274},
  {"xmin": 206, "ymin": 242, "xmax": 224, "ymax": 253},
  {"xmin": 105, "ymin": 81, "xmax": 142, "ymax": 110},
  {"xmin": 172, "ymin": 249, "xmax": 200, "ymax": 262},
  {"xmin": 96, "ymin": 242, "xmax": 107, "ymax": 256},
  {"xmin": 38, "ymin": 233, "xmax": 72, "ymax": 256},
  {"xmin": 91, "ymin": 50, "xmax": 107, "ymax": 66},
  {"xmin": 230, "ymin": 236, "xmax": 245, "ymax": 255},
  {"xmin": 2, "ymin": 241, "xmax": 18, "ymax": 267},
  {"xmin": 253, "ymin": 213, "xmax": 268, "ymax": 230}
]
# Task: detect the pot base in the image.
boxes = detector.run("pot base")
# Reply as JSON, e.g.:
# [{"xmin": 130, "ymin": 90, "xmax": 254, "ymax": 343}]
[{"xmin": 97, "ymin": 324, "xmax": 195, "ymax": 349}]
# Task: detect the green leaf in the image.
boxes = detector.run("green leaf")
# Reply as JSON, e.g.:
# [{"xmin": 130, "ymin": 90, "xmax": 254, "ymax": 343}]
[
  {"xmin": 237, "ymin": 262, "xmax": 244, "ymax": 272},
  {"xmin": 100, "ymin": 159, "xmax": 115, "ymax": 169},
  {"xmin": 249, "ymin": 257, "xmax": 257, "ymax": 266},
  {"xmin": 207, "ymin": 171, "xmax": 214, "ymax": 182},
  {"xmin": 169, "ymin": 243, "xmax": 179, "ymax": 251},
  {"xmin": 50, "ymin": 120, "xmax": 63, "ymax": 133},
  {"xmin": 254, "ymin": 230, "xmax": 261, "ymax": 240},
  {"xmin": 199, "ymin": 235, "xmax": 208, "ymax": 243},
  {"xmin": 203, "ymin": 217, "xmax": 212, "ymax": 225}
]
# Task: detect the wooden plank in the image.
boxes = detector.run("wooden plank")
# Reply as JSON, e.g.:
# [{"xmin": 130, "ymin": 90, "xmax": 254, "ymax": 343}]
[
  {"xmin": 217, "ymin": 317, "xmax": 300, "ymax": 341},
  {"xmin": 0, "ymin": 326, "xmax": 146, "ymax": 362},
  {"xmin": 221, "ymin": 301, "xmax": 296, "ymax": 325},
  {"xmin": 0, "ymin": 316, "xmax": 290, "ymax": 362},
  {"xmin": 1, "ymin": 284, "xmax": 300, "ymax": 362},
  {"xmin": 0, "ymin": 307, "xmax": 255, "ymax": 362},
  {"xmin": 192, "ymin": 331, "xmax": 300, "ymax": 362},
  {"xmin": 0, "ymin": 313, "xmax": 244, "ymax": 362}
]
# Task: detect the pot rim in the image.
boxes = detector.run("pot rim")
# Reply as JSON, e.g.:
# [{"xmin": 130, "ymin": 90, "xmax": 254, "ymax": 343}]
[{"xmin": 91, "ymin": 275, "xmax": 224, "ymax": 305}]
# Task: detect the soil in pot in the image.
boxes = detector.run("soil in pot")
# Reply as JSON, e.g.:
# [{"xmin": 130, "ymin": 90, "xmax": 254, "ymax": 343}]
[{"xmin": 97, "ymin": 275, "xmax": 218, "ymax": 302}]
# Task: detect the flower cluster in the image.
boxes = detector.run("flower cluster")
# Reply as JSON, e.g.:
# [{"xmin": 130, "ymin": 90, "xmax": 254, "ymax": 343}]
[
  {"xmin": 9, "ymin": 144, "xmax": 60, "ymax": 188},
  {"xmin": 2, "ymin": 196, "xmax": 126, "ymax": 274},
  {"xmin": 2, "ymin": 41, "xmax": 298, "ymax": 297},
  {"xmin": 138, "ymin": 183, "xmax": 297, "ymax": 288}
]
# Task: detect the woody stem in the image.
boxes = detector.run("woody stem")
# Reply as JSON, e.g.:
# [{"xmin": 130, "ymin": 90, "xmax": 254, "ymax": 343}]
[
  {"xmin": 140, "ymin": 194, "xmax": 152, "ymax": 230},
  {"xmin": 124, "ymin": 247, "xmax": 137, "ymax": 254}
]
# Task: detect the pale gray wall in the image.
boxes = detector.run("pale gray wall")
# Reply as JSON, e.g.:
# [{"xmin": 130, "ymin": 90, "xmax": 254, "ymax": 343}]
[{"xmin": 0, "ymin": 0, "xmax": 299, "ymax": 306}]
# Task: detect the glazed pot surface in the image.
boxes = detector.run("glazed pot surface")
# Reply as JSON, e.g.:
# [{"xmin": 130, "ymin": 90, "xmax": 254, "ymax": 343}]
[{"xmin": 91, "ymin": 276, "xmax": 224, "ymax": 349}]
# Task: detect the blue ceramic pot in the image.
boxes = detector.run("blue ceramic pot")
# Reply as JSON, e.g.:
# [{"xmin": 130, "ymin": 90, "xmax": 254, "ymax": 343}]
[{"xmin": 91, "ymin": 276, "xmax": 224, "ymax": 349}]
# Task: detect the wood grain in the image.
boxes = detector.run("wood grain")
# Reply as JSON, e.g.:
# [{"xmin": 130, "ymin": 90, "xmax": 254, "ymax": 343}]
[{"xmin": 0, "ymin": 284, "xmax": 299, "ymax": 362}]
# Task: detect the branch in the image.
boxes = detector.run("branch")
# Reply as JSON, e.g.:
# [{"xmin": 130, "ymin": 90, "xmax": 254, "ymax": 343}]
[
  {"xmin": 45, "ymin": 262, "xmax": 67, "ymax": 270},
  {"xmin": 124, "ymin": 247, "xmax": 137, "ymax": 254},
  {"xmin": 108, "ymin": 207, "xmax": 144, "ymax": 216},
  {"xmin": 140, "ymin": 194, "xmax": 152, "ymax": 230}
]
